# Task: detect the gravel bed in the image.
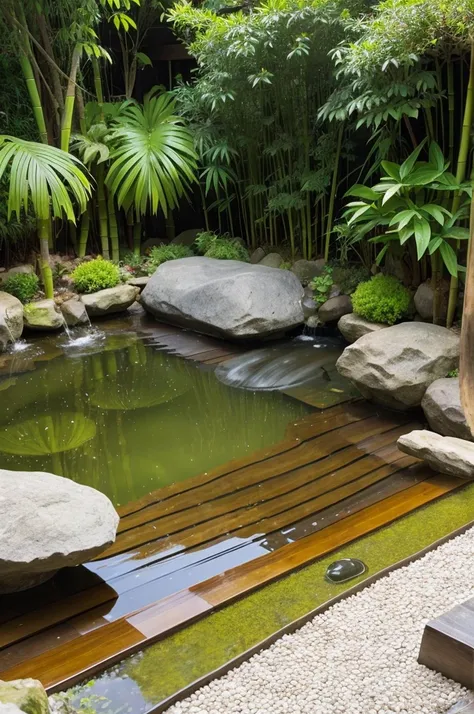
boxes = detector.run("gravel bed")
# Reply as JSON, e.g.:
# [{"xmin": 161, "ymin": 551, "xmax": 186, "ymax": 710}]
[{"xmin": 167, "ymin": 528, "xmax": 474, "ymax": 714}]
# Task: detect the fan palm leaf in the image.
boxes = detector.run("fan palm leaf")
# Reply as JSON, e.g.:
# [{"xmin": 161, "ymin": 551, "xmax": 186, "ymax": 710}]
[
  {"xmin": 0, "ymin": 135, "xmax": 91, "ymax": 222},
  {"xmin": 106, "ymin": 91, "xmax": 198, "ymax": 218}
]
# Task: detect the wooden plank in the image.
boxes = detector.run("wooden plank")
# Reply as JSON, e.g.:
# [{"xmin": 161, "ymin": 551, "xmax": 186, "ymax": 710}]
[
  {"xmin": 1, "ymin": 473, "xmax": 462, "ymax": 692},
  {"xmin": 418, "ymin": 597, "xmax": 474, "ymax": 688}
]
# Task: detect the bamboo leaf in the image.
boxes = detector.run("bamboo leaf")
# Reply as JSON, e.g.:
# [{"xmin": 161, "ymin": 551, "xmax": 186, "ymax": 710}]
[{"xmin": 439, "ymin": 240, "xmax": 459, "ymax": 277}]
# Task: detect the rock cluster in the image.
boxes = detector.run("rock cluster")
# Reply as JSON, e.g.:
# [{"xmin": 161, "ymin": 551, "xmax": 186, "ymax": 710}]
[{"xmin": 0, "ymin": 469, "xmax": 119, "ymax": 593}]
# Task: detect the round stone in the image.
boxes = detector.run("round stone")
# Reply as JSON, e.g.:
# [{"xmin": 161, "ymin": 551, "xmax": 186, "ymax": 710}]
[{"xmin": 325, "ymin": 558, "xmax": 367, "ymax": 583}]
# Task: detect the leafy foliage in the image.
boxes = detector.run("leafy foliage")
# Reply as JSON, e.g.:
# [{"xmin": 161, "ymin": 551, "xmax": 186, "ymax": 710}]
[
  {"xmin": 351, "ymin": 273, "xmax": 411, "ymax": 324},
  {"xmin": 2, "ymin": 273, "xmax": 39, "ymax": 303},
  {"xmin": 343, "ymin": 142, "xmax": 470, "ymax": 277},
  {"xmin": 204, "ymin": 237, "xmax": 249, "ymax": 261},
  {"xmin": 194, "ymin": 231, "xmax": 218, "ymax": 255},
  {"xmin": 311, "ymin": 266, "xmax": 334, "ymax": 306},
  {"xmin": 331, "ymin": 264, "xmax": 370, "ymax": 295},
  {"xmin": 146, "ymin": 244, "xmax": 194, "ymax": 274},
  {"xmin": 71, "ymin": 256, "xmax": 121, "ymax": 293}
]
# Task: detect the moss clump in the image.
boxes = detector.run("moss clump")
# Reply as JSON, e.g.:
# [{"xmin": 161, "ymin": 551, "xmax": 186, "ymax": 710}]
[
  {"xmin": 71, "ymin": 257, "xmax": 121, "ymax": 294},
  {"xmin": 2, "ymin": 272, "xmax": 39, "ymax": 303},
  {"xmin": 351, "ymin": 273, "xmax": 411, "ymax": 325}
]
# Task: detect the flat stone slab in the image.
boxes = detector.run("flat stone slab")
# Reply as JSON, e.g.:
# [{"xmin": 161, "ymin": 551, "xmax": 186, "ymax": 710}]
[
  {"xmin": 397, "ymin": 429, "xmax": 474, "ymax": 479},
  {"xmin": 0, "ymin": 469, "xmax": 119, "ymax": 593}
]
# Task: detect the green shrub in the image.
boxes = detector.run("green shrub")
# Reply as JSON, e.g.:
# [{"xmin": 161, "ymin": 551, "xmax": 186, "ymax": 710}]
[
  {"xmin": 310, "ymin": 266, "xmax": 334, "ymax": 306},
  {"xmin": 146, "ymin": 244, "xmax": 194, "ymax": 274},
  {"xmin": 2, "ymin": 272, "xmax": 39, "ymax": 303},
  {"xmin": 71, "ymin": 257, "xmax": 121, "ymax": 294},
  {"xmin": 204, "ymin": 237, "xmax": 249, "ymax": 262},
  {"xmin": 351, "ymin": 274, "xmax": 412, "ymax": 325},
  {"xmin": 447, "ymin": 368, "xmax": 459, "ymax": 378}
]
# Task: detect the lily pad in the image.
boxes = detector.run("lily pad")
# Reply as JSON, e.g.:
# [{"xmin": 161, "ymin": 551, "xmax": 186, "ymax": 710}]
[
  {"xmin": 89, "ymin": 373, "xmax": 190, "ymax": 411},
  {"xmin": 0, "ymin": 412, "xmax": 96, "ymax": 456}
]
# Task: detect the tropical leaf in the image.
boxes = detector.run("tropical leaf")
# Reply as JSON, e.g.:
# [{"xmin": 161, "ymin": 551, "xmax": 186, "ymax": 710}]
[
  {"xmin": 0, "ymin": 136, "xmax": 91, "ymax": 222},
  {"xmin": 106, "ymin": 89, "xmax": 198, "ymax": 217}
]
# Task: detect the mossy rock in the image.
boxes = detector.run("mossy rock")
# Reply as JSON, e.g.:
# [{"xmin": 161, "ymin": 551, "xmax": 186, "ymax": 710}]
[
  {"xmin": 0, "ymin": 679, "xmax": 49, "ymax": 714},
  {"xmin": 24, "ymin": 300, "xmax": 63, "ymax": 331}
]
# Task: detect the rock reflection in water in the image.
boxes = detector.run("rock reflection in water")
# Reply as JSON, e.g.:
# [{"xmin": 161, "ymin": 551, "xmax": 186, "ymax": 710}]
[{"xmin": 215, "ymin": 335, "xmax": 345, "ymax": 392}]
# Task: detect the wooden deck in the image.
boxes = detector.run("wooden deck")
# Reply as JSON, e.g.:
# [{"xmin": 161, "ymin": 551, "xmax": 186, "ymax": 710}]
[{"xmin": 0, "ymin": 322, "xmax": 468, "ymax": 694}]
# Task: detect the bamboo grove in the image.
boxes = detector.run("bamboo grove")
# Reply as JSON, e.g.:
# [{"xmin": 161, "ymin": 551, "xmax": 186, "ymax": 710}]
[{"xmin": 1, "ymin": 0, "xmax": 474, "ymax": 326}]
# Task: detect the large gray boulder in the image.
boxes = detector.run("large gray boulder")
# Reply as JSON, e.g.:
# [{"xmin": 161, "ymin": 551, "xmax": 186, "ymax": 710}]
[
  {"xmin": 0, "ymin": 469, "xmax": 119, "ymax": 593},
  {"xmin": 422, "ymin": 378, "xmax": 471, "ymax": 441},
  {"xmin": 23, "ymin": 299, "xmax": 63, "ymax": 331},
  {"xmin": 0, "ymin": 679, "xmax": 49, "ymax": 714},
  {"xmin": 398, "ymin": 430, "xmax": 474, "ymax": 479},
  {"xmin": 0, "ymin": 292, "xmax": 23, "ymax": 351},
  {"xmin": 141, "ymin": 257, "xmax": 304, "ymax": 340},
  {"xmin": 82, "ymin": 284, "xmax": 140, "ymax": 317},
  {"xmin": 336, "ymin": 322, "xmax": 459, "ymax": 410},
  {"xmin": 338, "ymin": 313, "xmax": 386, "ymax": 343}
]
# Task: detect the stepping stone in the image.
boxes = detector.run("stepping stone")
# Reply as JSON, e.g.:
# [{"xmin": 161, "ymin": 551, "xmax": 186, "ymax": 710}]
[{"xmin": 397, "ymin": 430, "xmax": 474, "ymax": 479}]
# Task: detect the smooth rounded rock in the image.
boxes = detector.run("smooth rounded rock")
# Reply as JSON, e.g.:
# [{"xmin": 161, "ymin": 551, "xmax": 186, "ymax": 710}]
[
  {"xmin": 414, "ymin": 280, "xmax": 449, "ymax": 322},
  {"xmin": 23, "ymin": 299, "xmax": 63, "ymax": 331},
  {"xmin": 318, "ymin": 295, "xmax": 352, "ymax": 323},
  {"xmin": 0, "ymin": 292, "xmax": 23, "ymax": 351},
  {"xmin": 82, "ymin": 285, "xmax": 140, "ymax": 317},
  {"xmin": 60, "ymin": 297, "xmax": 89, "ymax": 327},
  {"xmin": 141, "ymin": 257, "xmax": 304, "ymax": 341},
  {"xmin": 338, "ymin": 313, "xmax": 386, "ymax": 343},
  {"xmin": 0, "ymin": 469, "xmax": 119, "ymax": 593},
  {"xmin": 291, "ymin": 259, "xmax": 326, "ymax": 286},
  {"xmin": 325, "ymin": 558, "xmax": 367, "ymax": 583},
  {"xmin": 259, "ymin": 252, "xmax": 283, "ymax": 269}
]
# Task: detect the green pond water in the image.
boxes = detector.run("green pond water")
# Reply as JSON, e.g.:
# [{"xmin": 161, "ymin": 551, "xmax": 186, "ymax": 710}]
[{"xmin": 0, "ymin": 326, "xmax": 312, "ymax": 506}]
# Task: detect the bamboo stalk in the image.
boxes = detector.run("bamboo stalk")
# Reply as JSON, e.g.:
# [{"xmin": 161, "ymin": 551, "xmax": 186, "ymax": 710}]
[
  {"xmin": 460, "ymin": 186, "xmax": 474, "ymax": 436},
  {"xmin": 96, "ymin": 164, "xmax": 110, "ymax": 259},
  {"xmin": 91, "ymin": 56, "xmax": 104, "ymax": 120},
  {"xmin": 108, "ymin": 192, "xmax": 119, "ymax": 262},
  {"xmin": 447, "ymin": 57, "xmax": 455, "ymax": 166},
  {"xmin": 60, "ymin": 44, "xmax": 81, "ymax": 152},
  {"xmin": 133, "ymin": 221, "xmax": 142, "ymax": 257},
  {"xmin": 38, "ymin": 218, "xmax": 54, "ymax": 299},
  {"xmin": 78, "ymin": 206, "xmax": 90, "ymax": 257},
  {"xmin": 446, "ymin": 43, "xmax": 474, "ymax": 327},
  {"xmin": 324, "ymin": 124, "xmax": 344, "ymax": 261},
  {"xmin": 19, "ymin": 52, "xmax": 48, "ymax": 144}
]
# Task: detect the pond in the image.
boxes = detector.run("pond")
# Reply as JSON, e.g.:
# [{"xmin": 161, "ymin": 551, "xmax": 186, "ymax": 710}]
[{"xmin": 0, "ymin": 323, "xmax": 315, "ymax": 506}]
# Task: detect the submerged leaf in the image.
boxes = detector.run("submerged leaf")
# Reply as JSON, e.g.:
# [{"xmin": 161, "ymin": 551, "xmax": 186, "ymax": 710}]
[{"xmin": 0, "ymin": 413, "xmax": 96, "ymax": 455}]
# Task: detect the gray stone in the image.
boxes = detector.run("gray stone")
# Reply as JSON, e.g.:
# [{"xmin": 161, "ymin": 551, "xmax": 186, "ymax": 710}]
[
  {"xmin": 397, "ymin": 430, "xmax": 474, "ymax": 479},
  {"xmin": 250, "ymin": 247, "xmax": 265, "ymax": 264},
  {"xmin": 414, "ymin": 280, "xmax": 449, "ymax": 321},
  {"xmin": 141, "ymin": 238, "xmax": 165, "ymax": 254},
  {"xmin": 302, "ymin": 292, "xmax": 317, "ymax": 319},
  {"xmin": 0, "ymin": 292, "xmax": 23, "ymax": 351},
  {"xmin": 0, "ymin": 679, "xmax": 48, "ymax": 714},
  {"xmin": 23, "ymin": 300, "xmax": 63, "ymax": 331},
  {"xmin": 170, "ymin": 228, "xmax": 202, "ymax": 246},
  {"xmin": 127, "ymin": 276, "xmax": 149, "ymax": 291},
  {"xmin": 336, "ymin": 322, "xmax": 459, "ymax": 410},
  {"xmin": 60, "ymin": 298, "xmax": 89, "ymax": 327},
  {"xmin": 82, "ymin": 285, "xmax": 140, "ymax": 317},
  {"xmin": 305, "ymin": 314, "xmax": 322, "ymax": 329},
  {"xmin": 0, "ymin": 469, "xmax": 119, "ymax": 593},
  {"xmin": 141, "ymin": 257, "xmax": 304, "ymax": 340},
  {"xmin": 259, "ymin": 252, "xmax": 283, "ymax": 269},
  {"xmin": 338, "ymin": 313, "xmax": 386, "ymax": 344},
  {"xmin": 0, "ymin": 265, "xmax": 35, "ymax": 284},
  {"xmin": 422, "ymin": 378, "xmax": 472, "ymax": 441},
  {"xmin": 318, "ymin": 295, "xmax": 352, "ymax": 324},
  {"xmin": 291, "ymin": 259, "xmax": 326, "ymax": 286},
  {"xmin": 0, "ymin": 705, "xmax": 23, "ymax": 714},
  {"xmin": 325, "ymin": 558, "xmax": 367, "ymax": 583}
]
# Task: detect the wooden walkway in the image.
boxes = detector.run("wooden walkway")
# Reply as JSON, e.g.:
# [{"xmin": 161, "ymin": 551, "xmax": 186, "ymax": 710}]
[{"xmin": 0, "ymin": 391, "xmax": 466, "ymax": 692}]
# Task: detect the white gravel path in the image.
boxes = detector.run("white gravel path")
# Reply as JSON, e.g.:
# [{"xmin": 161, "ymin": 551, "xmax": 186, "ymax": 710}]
[{"xmin": 167, "ymin": 527, "xmax": 474, "ymax": 714}]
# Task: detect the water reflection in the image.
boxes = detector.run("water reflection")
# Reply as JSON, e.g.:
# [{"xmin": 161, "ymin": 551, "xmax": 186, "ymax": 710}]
[{"xmin": 0, "ymin": 329, "xmax": 309, "ymax": 506}]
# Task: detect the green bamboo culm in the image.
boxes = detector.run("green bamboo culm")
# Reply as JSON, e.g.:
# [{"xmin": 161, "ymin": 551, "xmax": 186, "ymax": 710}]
[
  {"xmin": 19, "ymin": 53, "xmax": 48, "ymax": 144},
  {"xmin": 96, "ymin": 163, "xmax": 110, "ymax": 259},
  {"xmin": 61, "ymin": 44, "xmax": 82, "ymax": 152},
  {"xmin": 78, "ymin": 206, "xmax": 90, "ymax": 257},
  {"xmin": 324, "ymin": 123, "xmax": 344, "ymax": 261},
  {"xmin": 108, "ymin": 192, "xmax": 119, "ymax": 262},
  {"xmin": 91, "ymin": 56, "xmax": 104, "ymax": 121},
  {"xmin": 446, "ymin": 43, "xmax": 474, "ymax": 328},
  {"xmin": 38, "ymin": 218, "xmax": 54, "ymax": 299}
]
